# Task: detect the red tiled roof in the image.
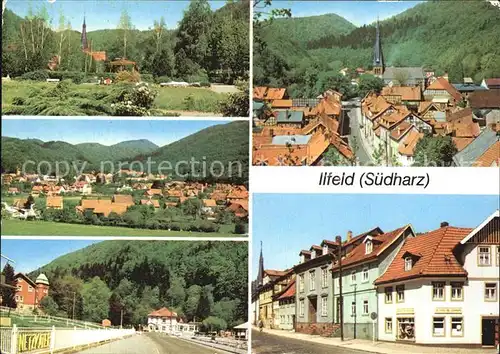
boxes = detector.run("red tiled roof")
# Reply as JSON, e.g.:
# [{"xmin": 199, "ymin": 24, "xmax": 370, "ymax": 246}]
[
  {"xmin": 468, "ymin": 90, "xmax": 500, "ymax": 108},
  {"xmin": 148, "ymin": 307, "xmax": 177, "ymax": 318},
  {"xmin": 474, "ymin": 141, "xmax": 500, "ymax": 167},
  {"xmin": 485, "ymin": 78, "xmax": 500, "ymax": 86},
  {"xmin": 264, "ymin": 269, "xmax": 287, "ymax": 277},
  {"xmin": 343, "ymin": 227, "xmax": 384, "ymax": 247},
  {"xmin": 253, "ymin": 86, "xmax": 268, "ymax": 100},
  {"xmin": 265, "ymin": 88, "xmax": 286, "ymax": 100},
  {"xmin": 426, "ymin": 77, "xmax": 462, "ymax": 102},
  {"xmin": 375, "ymin": 226, "xmax": 472, "ymax": 285},
  {"xmin": 278, "ymin": 279, "xmax": 296, "ymax": 300},
  {"xmin": 140, "ymin": 199, "xmax": 160, "ymax": 208},
  {"xmin": 381, "ymin": 86, "xmax": 422, "ymax": 101},
  {"xmin": 46, "ymin": 196, "xmax": 63, "ymax": 208},
  {"xmin": 332, "ymin": 225, "xmax": 412, "ymax": 270},
  {"xmin": 113, "ymin": 194, "xmax": 134, "ymax": 206}
]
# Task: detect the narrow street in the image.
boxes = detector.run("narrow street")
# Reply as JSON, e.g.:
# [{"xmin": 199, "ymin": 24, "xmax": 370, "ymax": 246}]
[
  {"xmin": 76, "ymin": 333, "xmax": 227, "ymax": 354},
  {"xmin": 252, "ymin": 330, "xmax": 367, "ymax": 354},
  {"xmin": 347, "ymin": 106, "xmax": 373, "ymax": 165}
]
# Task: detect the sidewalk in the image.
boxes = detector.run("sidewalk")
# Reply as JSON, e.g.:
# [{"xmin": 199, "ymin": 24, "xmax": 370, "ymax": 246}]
[{"xmin": 253, "ymin": 327, "xmax": 498, "ymax": 354}]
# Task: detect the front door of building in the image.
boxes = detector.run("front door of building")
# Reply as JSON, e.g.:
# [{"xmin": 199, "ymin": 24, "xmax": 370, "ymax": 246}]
[
  {"xmin": 309, "ymin": 297, "xmax": 317, "ymax": 324},
  {"xmin": 482, "ymin": 318, "xmax": 496, "ymax": 346},
  {"xmin": 292, "ymin": 315, "xmax": 296, "ymax": 330}
]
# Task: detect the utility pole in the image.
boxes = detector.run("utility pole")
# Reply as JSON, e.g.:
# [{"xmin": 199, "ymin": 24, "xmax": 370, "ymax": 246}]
[
  {"xmin": 335, "ymin": 235, "xmax": 344, "ymax": 342},
  {"xmin": 120, "ymin": 309, "xmax": 123, "ymax": 329},
  {"xmin": 72, "ymin": 292, "xmax": 76, "ymax": 320},
  {"xmin": 170, "ymin": 299, "xmax": 173, "ymax": 334}
]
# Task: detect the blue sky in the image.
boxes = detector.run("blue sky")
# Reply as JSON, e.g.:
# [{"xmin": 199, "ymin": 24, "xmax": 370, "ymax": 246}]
[
  {"xmin": 264, "ymin": 1, "xmax": 422, "ymax": 26},
  {"xmin": 0, "ymin": 240, "xmax": 99, "ymax": 274},
  {"xmin": 252, "ymin": 194, "xmax": 498, "ymax": 276},
  {"xmin": 2, "ymin": 119, "xmax": 227, "ymax": 146},
  {"xmin": 6, "ymin": 0, "xmax": 227, "ymax": 31}
]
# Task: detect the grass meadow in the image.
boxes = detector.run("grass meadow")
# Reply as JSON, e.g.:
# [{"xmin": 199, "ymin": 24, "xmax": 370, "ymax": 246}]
[
  {"xmin": 1, "ymin": 219, "xmax": 239, "ymax": 237},
  {"xmin": 1, "ymin": 81, "xmax": 227, "ymax": 115}
]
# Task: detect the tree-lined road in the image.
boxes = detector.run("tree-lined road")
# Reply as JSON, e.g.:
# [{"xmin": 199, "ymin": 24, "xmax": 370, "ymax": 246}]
[
  {"xmin": 252, "ymin": 330, "xmax": 368, "ymax": 354},
  {"xmin": 77, "ymin": 333, "xmax": 226, "ymax": 354}
]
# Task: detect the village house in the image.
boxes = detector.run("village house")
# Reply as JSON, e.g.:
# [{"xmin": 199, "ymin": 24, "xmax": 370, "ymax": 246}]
[
  {"xmin": 375, "ymin": 211, "xmax": 499, "ymax": 347},
  {"xmin": 468, "ymin": 90, "xmax": 500, "ymax": 129},
  {"xmin": 453, "ymin": 77, "xmax": 488, "ymax": 98},
  {"xmin": 73, "ymin": 181, "xmax": 92, "ymax": 195},
  {"xmin": 7, "ymin": 187, "xmax": 19, "ymax": 195},
  {"xmin": 259, "ymin": 269, "xmax": 292, "ymax": 329},
  {"xmin": 276, "ymin": 278, "xmax": 296, "ymax": 331},
  {"xmin": 46, "ymin": 196, "xmax": 63, "ymax": 209},
  {"xmin": 481, "ymin": 78, "xmax": 500, "ymax": 90},
  {"xmin": 423, "ymin": 76, "xmax": 463, "ymax": 107},
  {"xmin": 14, "ymin": 273, "xmax": 50, "ymax": 311},
  {"xmin": 226, "ymin": 200, "xmax": 248, "ymax": 219},
  {"xmin": 253, "ymin": 114, "xmax": 353, "ymax": 166},
  {"xmin": 329, "ymin": 226, "xmax": 415, "ymax": 340},
  {"xmin": 381, "ymin": 86, "xmax": 422, "ymax": 110},
  {"xmin": 140, "ymin": 199, "xmax": 160, "ymax": 210},
  {"xmin": 453, "ymin": 127, "xmax": 500, "ymax": 167},
  {"xmin": 294, "ymin": 240, "xmax": 338, "ymax": 336},
  {"xmin": 76, "ymin": 199, "xmax": 130, "ymax": 217},
  {"xmin": 112, "ymin": 194, "xmax": 135, "ymax": 207}
]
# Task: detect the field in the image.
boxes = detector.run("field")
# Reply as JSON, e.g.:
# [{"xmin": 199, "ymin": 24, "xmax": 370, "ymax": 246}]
[
  {"xmin": 1, "ymin": 219, "xmax": 239, "ymax": 237},
  {"xmin": 1, "ymin": 80, "xmax": 228, "ymax": 116}
]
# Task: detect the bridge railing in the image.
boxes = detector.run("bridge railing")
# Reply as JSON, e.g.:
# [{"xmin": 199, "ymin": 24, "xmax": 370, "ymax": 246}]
[{"xmin": 1, "ymin": 325, "xmax": 135, "ymax": 354}]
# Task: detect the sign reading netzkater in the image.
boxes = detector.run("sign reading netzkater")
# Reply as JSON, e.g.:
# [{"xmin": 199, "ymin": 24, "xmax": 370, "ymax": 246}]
[{"xmin": 17, "ymin": 331, "xmax": 51, "ymax": 353}]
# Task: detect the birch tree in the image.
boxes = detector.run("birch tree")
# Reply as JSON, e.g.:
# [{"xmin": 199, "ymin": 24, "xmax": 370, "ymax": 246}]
[{"xmin": 118, "ymin": 9, "xmax": 133, "ymax": 59}]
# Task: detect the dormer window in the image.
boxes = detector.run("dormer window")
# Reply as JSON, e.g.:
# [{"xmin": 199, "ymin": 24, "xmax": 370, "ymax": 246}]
[
  {"xmin": 323, "ymin": 245, "xmax": 328, "ymax": 255},
  {"xmin": 311, "ymin": 250, "xmax": 316, "ymax": 259},
  {"xmin": 301, "ymin": 254, "xmax": 305, "ymax": 263},
  {"xmin": 365, "ymin": 240, "xmax": 373, "ymax": 254},
  {"xmin": 404, "ymin": 257, "xmax": 413, "ymax": 271}
]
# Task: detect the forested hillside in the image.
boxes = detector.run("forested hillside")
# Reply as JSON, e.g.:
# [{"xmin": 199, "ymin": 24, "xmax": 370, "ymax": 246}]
[
  {"xmin": 1, "ymin": 137, "xmax": 158, "ymax": 173},
  {"xmin": 28, "ymin": 241, "xmax": 247, "ymax": 329},
  {"xmin": 1, "ymin": 122, "xmax": 249, "ymax": 183},
  {"xmin": 262, "ymin": 13, "xmax": 356, "ymax": 46},
  {"xmin": 136, "ymin": 121, "xmax": 249, "ymax": 184},
  {"xmin": 255, "ymin": 1, "xmax": 500, "ymax": 97},
  {"xmin": 1, "ymin": 0, "xmax": 249, "ymax": 83}
]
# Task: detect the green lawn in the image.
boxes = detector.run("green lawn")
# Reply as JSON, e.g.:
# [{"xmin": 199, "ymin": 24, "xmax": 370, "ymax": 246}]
[
  {"xmin": 1, "ymin": 80, "xmax": 227, "ymax": 114},
  {"xmin": 1, "ymin": 219, "xmax": 243, "ymax": 237}
]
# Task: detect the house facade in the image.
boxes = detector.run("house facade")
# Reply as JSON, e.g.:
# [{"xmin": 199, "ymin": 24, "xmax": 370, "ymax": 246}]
[
  {"xmin": 258, "ymin": 269, "xmax": 291, "ymax": 329},
  {"xmin": 331, "ymin": 225, "xmax": 415, "ymax": 340},
  {"xmin": 294, "ymin": 243, "xmax": 337, "ymax": 336},
  {"xmin": 277, "ymin": 278, "xmax": 296, "ymax": 331},
  {"xmin": 375, "ymin": 212, "xmax": 499, "ymax": 347},
  {"xmin": 14, "ymin": 273, "xmax": 50, "ymax": 311}
]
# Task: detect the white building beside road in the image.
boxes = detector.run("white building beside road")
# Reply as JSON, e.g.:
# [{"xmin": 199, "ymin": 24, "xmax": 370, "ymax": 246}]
[
  {"xmin": 375, "ymin": 211, "xmax": 499, "ymax": 348},
  {"xmin": 147, "ymin": 307, "xmax": 200, "ymax": 335}
]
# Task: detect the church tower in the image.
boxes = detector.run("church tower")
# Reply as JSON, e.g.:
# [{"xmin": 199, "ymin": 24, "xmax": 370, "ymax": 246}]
[
  {"xmin": 81, "ymin": 16, "xmax": 89, "ymax": 51},
  {"xmin": 373, "ymin": 19, "xmax": 385, "ymax": 76},
  {"xmin": 257, "ymin": 241, "xmax": 264, "ymax": 287}
]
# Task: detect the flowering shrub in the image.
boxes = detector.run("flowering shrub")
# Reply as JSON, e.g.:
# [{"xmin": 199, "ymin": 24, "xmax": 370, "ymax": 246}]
[{"xmin": 111, "ymin": 82, "xmax": 158, "ymax": 116}]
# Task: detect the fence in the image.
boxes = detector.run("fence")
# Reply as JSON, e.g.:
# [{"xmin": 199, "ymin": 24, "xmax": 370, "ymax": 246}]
[
  {"xmin": 0, "ymin": 325, "xmax": 135, "ymax": 354},
  {"xmin": 0, "ymin": 307, "xmax": 104, "ymax": 329}
]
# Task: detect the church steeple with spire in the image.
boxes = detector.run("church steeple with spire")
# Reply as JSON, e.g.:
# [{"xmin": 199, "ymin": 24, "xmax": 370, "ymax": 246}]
[
  {"xmin": 373, "ymin": 18, "xmax": 385, "ymax": 76},
  {"xmin": 257, "ymin": 241, "xmax": 264, "ymax": 287},
  {"xmin": 81, "ymin": 15, "xmax": 89, "ymax": 51}
]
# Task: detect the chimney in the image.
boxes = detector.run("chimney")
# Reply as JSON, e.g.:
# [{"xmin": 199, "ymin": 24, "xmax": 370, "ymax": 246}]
[
  {"xmin": 335, "ymin": 235, "xmax": 342, "ymax": 245},
  {"xmin": 443, "ymin": 72, "xmax": 449, "ymax": 82},
  {"xmin": 440, "ymin": 221, "xmax": 449, "ymax": 228},
  {"xmin": 347, "ymin": 231, "xmax": 353, "ymax": 241}
]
